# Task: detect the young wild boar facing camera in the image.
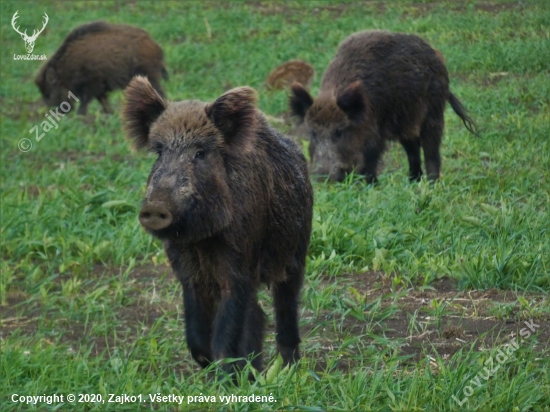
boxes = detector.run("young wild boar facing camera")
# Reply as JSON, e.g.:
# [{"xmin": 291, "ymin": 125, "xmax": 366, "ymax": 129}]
[
  {"xmin": 123, "ymin": 77, "xmax": 313, "ymax": 377},
  {"xmin": 35, "ymin": 21, "xmax": 168, "ymax": 115},
  {"xmin": 290, "ymin": 30, "xmax": 478, "ymax": 183}
]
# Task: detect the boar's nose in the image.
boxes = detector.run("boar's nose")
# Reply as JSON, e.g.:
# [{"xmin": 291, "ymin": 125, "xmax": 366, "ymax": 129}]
[{"xmin": 139, "ymin": 202, "xmax": 173, "ymax": 230}]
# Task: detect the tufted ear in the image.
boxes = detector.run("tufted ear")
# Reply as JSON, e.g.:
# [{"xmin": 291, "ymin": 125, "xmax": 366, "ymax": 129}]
[
  {"xmin": 337, "ymin": 81, "xmax": 368, "ymax": 124},
  {"xmin": 289, "ymin": 82, "xmax": 314, "ymax": 121},
  {"xmin": 123, "ymin": 76, "xmax": 167, "ymax": 150},
  {"xmin": 206, "ymin": 86, "xmax": 258, "ymax": 147}
]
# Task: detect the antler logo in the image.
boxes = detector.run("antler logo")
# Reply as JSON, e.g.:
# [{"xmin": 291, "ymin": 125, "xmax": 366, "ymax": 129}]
[{"xmin": 12, "ymin": 11, "xmax": 49, "ymax": 54}]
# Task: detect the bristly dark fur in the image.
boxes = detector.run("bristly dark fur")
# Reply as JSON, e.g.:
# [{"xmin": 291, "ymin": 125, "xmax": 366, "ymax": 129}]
[
  {"xmin": 34, "ymin": 22, "xmax": 168, "ymax": 115},
  {"xmin": 123, "ymin": 78, "xmax": 314, "ymax": 380},
  {"xmin": 290, "ymin": 30, "xmax": 479, "ymax": 182},
  {"xmin": 44, "ymin": 21, "xmax": 111, "ymax": 69}
]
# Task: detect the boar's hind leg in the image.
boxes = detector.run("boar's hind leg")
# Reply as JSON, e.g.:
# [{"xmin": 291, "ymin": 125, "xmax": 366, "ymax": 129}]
[
  {"xmin": 420, "ymin": 112, "xmax": 445, "ymax": 181},
  {"xmin": 182, "ymin": 280, "xmax": 214, "ymax": 368},
  {"xmin": 400, "ymin": 139, "xmax": 423, "ymax": 182},
  {"xmin": 274, "ymin": 262, "xmax": 304, "ymax": 365}
]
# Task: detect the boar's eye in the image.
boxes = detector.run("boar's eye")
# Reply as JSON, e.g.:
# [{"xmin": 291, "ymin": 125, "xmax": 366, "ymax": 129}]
[
  {"xmin": 333, "ymin": 128, "xmax": 344, "ymax": 141},
  {"xmin": 310, "ymin": 131, "xmax": 318, "ymax": 142},
  {"xmin": 194, "ymin": 149, "xmax": 206, "ymax": 160}
]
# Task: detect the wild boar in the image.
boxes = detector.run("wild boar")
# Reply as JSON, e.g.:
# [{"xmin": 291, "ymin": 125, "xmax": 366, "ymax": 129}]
[
  {"xmin": 266, "ymin": 60, "xmax": 315, "ymax": 90},
  {"xmin": 35, "ymin": 21, "xmax": 168, "ymax": 115},
  {"xmin": 290, "ymin": 30, "xmax": 478, "ymax": 182},
  {"xmin": 123, "ymin": 76, "xmax": 313, "ymax": 377}
]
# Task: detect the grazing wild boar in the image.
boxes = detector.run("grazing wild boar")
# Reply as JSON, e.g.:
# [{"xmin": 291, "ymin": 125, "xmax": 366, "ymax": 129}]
[
  {"xmin": 266, "ymin": 60, "xmax": 315, "ymax": 90},
  {"xmin": 290, "ymin": 30, "xmax": 478, "ymax": 182},
  {"xmin": 123, "ymin": 76, "xmax": 313, "ymax": 377},
  {"xmin": 35, "ymin": 21, "xmax": 168, "ymax": 115}
]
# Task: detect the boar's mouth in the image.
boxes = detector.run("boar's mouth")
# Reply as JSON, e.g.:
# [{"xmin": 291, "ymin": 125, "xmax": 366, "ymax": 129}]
[
  {"xmin": 309, "ymin": 164, "xmax": 348, "ymax": 183},
  {"xmin": 137, "ymin": 198, "xmax": 213, "ymax": 242}
]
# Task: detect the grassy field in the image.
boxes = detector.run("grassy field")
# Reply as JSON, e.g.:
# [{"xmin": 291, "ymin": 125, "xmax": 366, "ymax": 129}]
[{"xmin": 1, "ymin": 0, "xmax": 549, "ymax": 411}]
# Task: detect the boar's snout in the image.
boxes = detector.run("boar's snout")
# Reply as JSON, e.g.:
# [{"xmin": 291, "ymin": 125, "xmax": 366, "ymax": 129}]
[
  {"xmin": 139, "ymin": 201, "xmax": 173, "ymax": 231},
  {"xmin": 329, "ymin": 167, "xmax": 347, "ymax": 183},
  {"xmin": 310, "ymin": 162, "xmax": 347, "ymax": 182}
]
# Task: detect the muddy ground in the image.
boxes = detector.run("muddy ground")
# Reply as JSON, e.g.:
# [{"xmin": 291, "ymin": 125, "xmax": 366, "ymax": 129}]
[{"xmin": 2, "ymin": 264, "xmax": 548, "ymax": 375}]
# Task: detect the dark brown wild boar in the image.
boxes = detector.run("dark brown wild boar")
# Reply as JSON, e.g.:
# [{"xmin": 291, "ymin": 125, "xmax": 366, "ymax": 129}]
[
  {"xmin": 122, "ymin": 76, "xmax": 313, "ymax": 378},
  {"xmin": 35, "ymin": 21, "xmax": 168, "ymax": 115},
  {"xmin": 290, "ymin": 30, "xmax": 478, "ymax": 182}
]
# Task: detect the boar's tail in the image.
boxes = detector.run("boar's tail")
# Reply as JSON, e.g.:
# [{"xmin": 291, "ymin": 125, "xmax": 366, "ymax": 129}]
[
  {"xmin": 449, "ymin": 92, "xmax": 479, "ymax": 136},
  {"xmin": 162, "ymin": 66, "xmax": 169, "ymax": 81}
]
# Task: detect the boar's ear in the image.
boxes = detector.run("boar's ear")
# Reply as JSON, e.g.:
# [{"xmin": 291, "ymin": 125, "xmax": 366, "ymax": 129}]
[
  {"xmin": 337, "ymin": 81, "xmax": 368, "ymax": 124},
  {"xmin": 123, "ymin": 76, "xmax": 167, "ymax": 150},
  {"xmin": 289, "ymin": 82, "xmax": 313, "ymax": 121},
  {"xmin": 206, "ymin": 86, "xmax": 258, "ymax": 147}
]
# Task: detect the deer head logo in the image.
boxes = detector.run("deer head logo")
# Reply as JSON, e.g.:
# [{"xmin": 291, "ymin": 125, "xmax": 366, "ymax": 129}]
[{"xmin": 12, "ymin": 11, "xmax": 49, "ymax": 54}]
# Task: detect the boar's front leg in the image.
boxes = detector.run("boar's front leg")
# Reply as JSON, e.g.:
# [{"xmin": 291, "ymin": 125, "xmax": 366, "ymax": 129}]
[
  {"xmin": 182, "ymin": 279, "xmax": 215, "ymax": 368},
  {"xmin": 361, "ymin": 136, "xmax": 385, "ymax": 184},
  {"xmin": 273, "ymin": 261, "xmax": 305, "ymax": 366},
  {"xmin": 361, "ymin": 147, "xmax": 382, "ymax": 184},
  {"xmin": 77, "ymin": 95, "xmax": 91, "ymax": 115},
  {"xmin": 239, "ymin": 300, "xmax": 266, "ymax": 371},
  {"xmin": 212, "ymin": 278, "xmax": 252, "ymax": 375},
  {"xmin": 169, "ymin": 246, "xmax": 214, "ymax": 368}
]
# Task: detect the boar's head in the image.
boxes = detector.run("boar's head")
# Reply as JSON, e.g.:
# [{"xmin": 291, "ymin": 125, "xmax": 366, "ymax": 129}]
[
  {"xmin": 34, "ymin": 66, "xmax": 69, "ymax": 107},
  {"xmin": 123, "ymin": 76, "xmax": 258, "ymax": 242},
  {"xmin": 290, "ymin": 81, "xmax": 375, "ymax": 182}
]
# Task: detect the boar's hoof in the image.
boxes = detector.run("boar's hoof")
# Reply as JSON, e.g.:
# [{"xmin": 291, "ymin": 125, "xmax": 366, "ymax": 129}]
[{"xmin": 139, "ymin": 202, "xmax": 173, "ymax": 230}]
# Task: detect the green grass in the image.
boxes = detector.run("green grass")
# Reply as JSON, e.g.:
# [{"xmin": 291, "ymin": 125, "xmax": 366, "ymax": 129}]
[{"xmin": 1, "ymin": 1, "xmax": 549, "ymax": 411}]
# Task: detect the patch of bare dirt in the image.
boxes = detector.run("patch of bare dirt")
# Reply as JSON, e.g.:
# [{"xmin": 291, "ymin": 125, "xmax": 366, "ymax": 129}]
[
  {"xmin": 303, "ymin": 272, "xmax": 550, "ymax": 371},
  {"xmin": 2, "ymin": 265, "xmax": 548, "ymax": 375}
]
